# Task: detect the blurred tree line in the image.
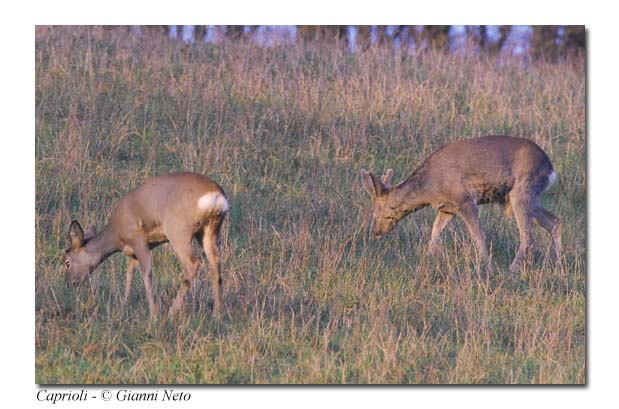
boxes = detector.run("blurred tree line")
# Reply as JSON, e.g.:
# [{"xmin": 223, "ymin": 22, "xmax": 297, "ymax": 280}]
[{"xmin": 115, "ymin": 25, "xmax": 585, "ymax": 60}]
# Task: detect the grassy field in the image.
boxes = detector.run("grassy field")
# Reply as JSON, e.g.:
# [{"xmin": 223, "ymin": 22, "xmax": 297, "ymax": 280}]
[{"xmin": 35, "ymin": 26, "xmax": 585, "ymax": 384}]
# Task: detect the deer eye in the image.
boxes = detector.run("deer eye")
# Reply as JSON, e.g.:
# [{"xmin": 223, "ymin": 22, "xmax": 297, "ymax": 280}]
[{"xmin": 65, "ymin": 260, "xmax": 71, "ymax": 268}]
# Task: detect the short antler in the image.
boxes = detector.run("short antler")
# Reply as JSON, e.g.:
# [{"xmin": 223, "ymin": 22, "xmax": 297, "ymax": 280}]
[{"xmin": 381, "ymin": 169, "xmax": 394, "ymax": 189}]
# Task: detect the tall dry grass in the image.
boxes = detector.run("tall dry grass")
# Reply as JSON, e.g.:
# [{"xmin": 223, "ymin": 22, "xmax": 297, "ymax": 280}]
[{"xmin": 35, "ymin": 26, "xmax": 585, "ymax": 384}]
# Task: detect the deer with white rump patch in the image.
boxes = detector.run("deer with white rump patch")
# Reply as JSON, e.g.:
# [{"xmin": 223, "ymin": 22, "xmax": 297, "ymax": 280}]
[
  {"xmin": 361, "ymin": 135, "xmax": 562, "ymax": 272},
  {"xmin": 63, "ymin": 172, "xmax": 229, "ymax": 319}
]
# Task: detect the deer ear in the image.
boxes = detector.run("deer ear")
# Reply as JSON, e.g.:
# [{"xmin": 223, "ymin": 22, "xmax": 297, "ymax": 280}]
[
  {"xmin": 361, "ymin": 169, "xmax": 386, "ymax": 197},
  {"xmin": 83, "ymin": 226, "xmax": 97, "ymax": 241},
  {"xmin": 361, "ymin": 169, "xmax": 376, "ymax": 197},
  {"xmin": 381, "ymin": 169, "xmax": 394, "ymax": 188},
  {"xmin": 68, "ymin": 220, "xmax": 85, "ymax": 250}
]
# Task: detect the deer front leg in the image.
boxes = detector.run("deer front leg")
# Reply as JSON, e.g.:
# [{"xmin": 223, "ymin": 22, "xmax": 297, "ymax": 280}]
[
  {"xmin": 121, "ymin": 257, "xmax": 139, "ymax": 312},
  {"xmin": 132, "ymin": 241, "xmax": 158, "ymax": 320},
  {"xmin": 428, "ymin": 211, "xmax": 454, "ymax": 256},
  {"xmin": 458, "ymin": 201, "xmax": 489, "ymax": 264}
]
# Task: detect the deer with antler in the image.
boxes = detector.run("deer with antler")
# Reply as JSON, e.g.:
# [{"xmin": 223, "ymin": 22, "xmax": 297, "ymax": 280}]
[{"xmin": 361, "ymin": 135, "xmax": 562, "ymax": 271}]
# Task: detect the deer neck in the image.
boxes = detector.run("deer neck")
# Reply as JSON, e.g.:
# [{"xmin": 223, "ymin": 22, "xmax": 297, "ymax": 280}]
[
  {"xmin": 390, "ymin": 169, "xmax": 431, "ymax": 216},
  {"xmin": 83, "ymin": 225, "xmax": 120, "ymax": 267}
]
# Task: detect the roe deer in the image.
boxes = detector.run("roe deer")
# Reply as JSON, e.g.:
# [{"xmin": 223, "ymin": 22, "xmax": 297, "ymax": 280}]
[
  {"xmin": 361, "ymin": 135, "xmax": 562, "ymax": 272},
  {"xmin": 63, "ymin": 172, "xmax": 229, "ymax": 319}
]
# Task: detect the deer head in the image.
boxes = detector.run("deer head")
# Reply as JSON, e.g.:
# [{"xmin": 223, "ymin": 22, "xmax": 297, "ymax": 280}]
[
  {"xmin": 361, "ymin": 169, "xmax": 399, "ymax": 236},
  {"xmin": 63, "ymin": 220, "xmax": 98, "ymax": 287}
]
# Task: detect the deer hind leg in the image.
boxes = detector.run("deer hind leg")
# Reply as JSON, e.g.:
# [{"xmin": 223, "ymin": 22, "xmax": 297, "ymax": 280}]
[
  {"xmin": 458, "ymin": 201, "xmax": 489, "ymax": 264},
  {"xmin": 532, "ymin": 206, "xmax": 563, "ymax": 262},
  {"xmin": 132, "ymin": 241, "xmax": 158, "ymax": 320},
  {"xmin": 167, "ymin": 232, "xmax": 201, "ymax": 318},
  {"xmin": 429, "ymin": 211, "xmax": 454, "ymax": 256},
  {"xmin": 509, "ymin": 191, "xmax": 533, "ymax": 272},
  {"xmin": 202, "ymin": 219, "xmax": 224, "ymax": 317}
]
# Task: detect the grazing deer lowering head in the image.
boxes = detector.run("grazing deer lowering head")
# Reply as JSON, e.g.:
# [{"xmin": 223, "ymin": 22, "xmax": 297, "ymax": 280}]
[
  {"xmin": 361, "ymin": 135, "xmax": 562, "ymax": 272},
  {"xmin": 63, "ymin": 172, "xmax": 229, "ymax": 320}
]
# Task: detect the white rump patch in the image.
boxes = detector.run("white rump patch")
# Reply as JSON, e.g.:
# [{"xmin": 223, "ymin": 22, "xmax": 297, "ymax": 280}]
[
  {"xmin": 544, "ymin": 171, "xmax": 557, "ymax": 192},
  {"xmin": 197, "ymin": 192, "xmax": 229, "ymax": 213}
]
